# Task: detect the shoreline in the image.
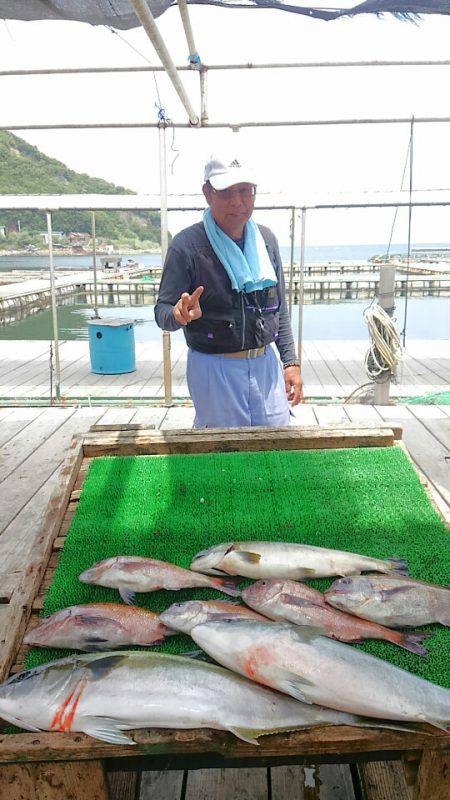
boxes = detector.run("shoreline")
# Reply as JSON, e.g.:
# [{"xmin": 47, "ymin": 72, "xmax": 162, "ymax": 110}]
[{"xmin": 0, "ymin": 248, "xmax": 162, "ymax": 258}]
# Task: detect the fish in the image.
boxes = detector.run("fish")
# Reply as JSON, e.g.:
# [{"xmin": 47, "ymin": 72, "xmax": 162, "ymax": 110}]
[
  {"xmin": 79, "ymin": 557, "xmax": 240, "ymax": 604},
  {"xmin": 0, "ymin": 650, "xmax": 393, "ymax": 746},
  {"xmin": 23, "ymin": 603, "xmax": 172, "ymax": 652},
  {"xmin": 325, "ymin": 574, "xmax": 450, "ymax": 628},
  {"xmin": 159, "ymin": 599, "xmax": 268, "ymax": 634},
  {"xmin": 241, "ymin": 580, "xmax": 429, "ymax": 657},
  {"xmin": 190, "ymin": 541, "xmax": 408, "ymax": 580},
  {"xmin": 190, "ymin": 620, "xmax": 450, "ymax": 730}
]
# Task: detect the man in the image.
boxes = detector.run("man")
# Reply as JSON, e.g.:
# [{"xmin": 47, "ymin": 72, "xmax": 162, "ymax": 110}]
[{"xmin": 155, "ymin": 156, "xmax": 303, "ymax": 428}]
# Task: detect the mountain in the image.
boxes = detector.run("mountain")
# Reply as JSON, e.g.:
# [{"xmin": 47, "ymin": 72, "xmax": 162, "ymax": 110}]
[{"xmin": 0, "ymin": 132, "xmax": 161, "ymax": 250}]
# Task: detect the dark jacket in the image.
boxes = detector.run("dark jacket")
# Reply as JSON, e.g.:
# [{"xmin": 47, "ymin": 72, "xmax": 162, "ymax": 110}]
[{"xmin": 154, "ymin": 221, "xmax": 296, "ymax": 363}]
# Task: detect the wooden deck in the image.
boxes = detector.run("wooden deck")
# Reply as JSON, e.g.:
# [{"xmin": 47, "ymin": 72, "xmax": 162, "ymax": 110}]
[
  {"xmin": 0, "ymin": 339, "xmax": 449, "ymax": 400},
  {"xmin": 0, "ymin": 403, "xmax": 448, "ymax": 799}
]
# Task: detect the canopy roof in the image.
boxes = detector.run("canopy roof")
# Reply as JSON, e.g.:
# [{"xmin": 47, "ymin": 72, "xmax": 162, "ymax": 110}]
[{"xmin": 1, "ymin": 0, "xmax": 449, "ymax": 24}]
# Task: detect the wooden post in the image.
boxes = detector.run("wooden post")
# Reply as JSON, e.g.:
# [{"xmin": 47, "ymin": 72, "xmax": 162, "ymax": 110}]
[
  {"xmin": 159, "ymin": 122, "xmax": 173, "ymax": 405},
  {"xmin": 413, "ymin": 748, "xmax": 450, "ymax": 800}
]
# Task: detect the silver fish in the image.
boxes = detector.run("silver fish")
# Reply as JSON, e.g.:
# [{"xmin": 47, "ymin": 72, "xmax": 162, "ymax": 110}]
[
  {"xmin": 79, "ymin": 556, "xmax": 240, "ymax": 604},
  {"xmin": 160, "ymin": 599, "xmax": 268, "ymax": 634},
  {"xmin": 0, "ymin": 650, "xmax": 384, "ymax": 746},
  {"xmin": 242, "ymin": 580, "xmax": 429, "ymax": 657},
  {"xmin": 325, "ymin": 574, "xmax": 450, "ymax": 628},
  {"xmin": 190, "ymin": 620, "xmax": 450, "ymax": 730},
  {"xmin": 24, "ymin": 603, "xmax": 172, "ymax": 651},
  {"xmin": 190, "ymin": 541, "xmax": 407, "ymax": 580}
]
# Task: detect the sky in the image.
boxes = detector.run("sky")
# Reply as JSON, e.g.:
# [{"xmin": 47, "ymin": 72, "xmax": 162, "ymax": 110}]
[{"xmin": 1, "ymin": 5, "xmax": 450, "ymax": 245}]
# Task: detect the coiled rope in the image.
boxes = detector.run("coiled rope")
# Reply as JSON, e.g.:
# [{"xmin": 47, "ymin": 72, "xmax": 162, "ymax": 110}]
[{"xmin": 363, "ymin": 299, "xmax": 402, "ymax": 381}]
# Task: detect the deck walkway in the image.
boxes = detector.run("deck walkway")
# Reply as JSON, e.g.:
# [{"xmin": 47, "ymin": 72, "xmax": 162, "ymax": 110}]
[
  {"xmin": 0, "ymin": 404, "xmax": 448, "ymax": 799},
  {"xmin": 0, "ymin": 339, "xmax": 449, "ymax": 400}
]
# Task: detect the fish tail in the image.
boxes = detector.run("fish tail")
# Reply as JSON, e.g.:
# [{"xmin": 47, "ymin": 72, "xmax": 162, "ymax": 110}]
[
  {"xmin": 386, "ymin": 557, "xmax": 409, "ymax": 575},
  {"xmin": 212, "ymin": 577, "xmax": 241, "ymax": 597},
  {"xmin": 392, "ymin": 630, "xmax": 430, "ymax": 657}
]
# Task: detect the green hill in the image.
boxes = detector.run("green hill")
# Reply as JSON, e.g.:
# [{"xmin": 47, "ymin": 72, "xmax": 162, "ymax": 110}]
[{"xmin": 0, "ymin": 132, "xmax": 161, "ymax": 251}]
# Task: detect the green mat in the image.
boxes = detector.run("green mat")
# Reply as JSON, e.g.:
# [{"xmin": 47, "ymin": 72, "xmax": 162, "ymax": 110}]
[{"xmin": 25, "ymin": 447, "xmax": 450, "ymax": 689}]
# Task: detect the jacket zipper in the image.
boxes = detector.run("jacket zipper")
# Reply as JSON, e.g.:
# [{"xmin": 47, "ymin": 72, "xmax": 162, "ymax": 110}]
[{"xmin": 240, "ymin": 293, "xmax": 246, "ymax": 350}]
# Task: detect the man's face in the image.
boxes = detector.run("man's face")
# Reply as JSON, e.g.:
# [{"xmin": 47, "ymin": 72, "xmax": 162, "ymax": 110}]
[{"xmin": 203, "ymin": 182, "xmax": 256, "ymax": 232}]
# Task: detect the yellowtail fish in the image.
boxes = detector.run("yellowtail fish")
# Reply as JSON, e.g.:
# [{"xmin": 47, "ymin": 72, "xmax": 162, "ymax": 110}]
[
  {"xmin": 160, "ymin": 599, "xmax": 268, "ymax": 634},
  {"xmin": 79, "ymin": 556, "xmax": 240, "ymax": 604},
  {"xmin": 325, "ymin": 574, "xmax": 450, "ymax": 628},
  {"xmin": 190, "ymin": 620, "xmax": 450, "ymax": 730},
  {"xmin": 24, "ymin": 603, "xmax": 171, "ymax": 651},
  {"xmin": 0, "ymin": 651, "xmax": 391, "ymax": 745},
  {"xmin": 190, "ymin": 541, "xmax": 408, "ymax": 580},
  {"xmin": 242, "ymin": 580, "xmax": 429, "ymax": 657}
]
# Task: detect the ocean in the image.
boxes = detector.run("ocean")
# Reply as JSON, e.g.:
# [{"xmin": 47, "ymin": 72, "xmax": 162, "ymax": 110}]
[{"xmin": 1, "ymin": 242, "xmax": 450, "ymax": 272}]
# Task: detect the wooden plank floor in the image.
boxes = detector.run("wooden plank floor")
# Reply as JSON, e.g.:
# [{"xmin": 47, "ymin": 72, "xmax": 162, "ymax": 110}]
[
  {"xmin": 0, "ymin": 339, "xmax": 448, "ymax": 399},
  {"xmin": 0, "ymin": 404, "xmax": 448, "ymax": 800}
]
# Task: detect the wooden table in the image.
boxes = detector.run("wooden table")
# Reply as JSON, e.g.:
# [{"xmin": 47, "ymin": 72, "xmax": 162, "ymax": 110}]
[{"xmin": 0, "ymin": 420, "xmax": 449, "ymax": 800}]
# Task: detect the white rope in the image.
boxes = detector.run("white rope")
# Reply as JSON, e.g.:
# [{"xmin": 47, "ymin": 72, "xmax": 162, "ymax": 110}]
[{"xmin": 363, "ymin": 300, "xmax": 402, "ymax": 381}]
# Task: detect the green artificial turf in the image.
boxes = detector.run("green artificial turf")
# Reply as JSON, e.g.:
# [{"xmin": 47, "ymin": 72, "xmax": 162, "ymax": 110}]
[{"xmin": 24, "ymin": 446, "xmax": 450, "ymax": 688}]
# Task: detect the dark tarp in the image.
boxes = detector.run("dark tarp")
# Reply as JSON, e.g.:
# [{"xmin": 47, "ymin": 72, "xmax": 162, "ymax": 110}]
[{"xmin": 1, "ymin": 0, "xmax": 450, "ymax": 24}]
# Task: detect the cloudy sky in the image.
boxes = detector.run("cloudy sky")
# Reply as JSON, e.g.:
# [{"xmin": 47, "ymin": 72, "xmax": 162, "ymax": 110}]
[{"xmin": 1, "ymin": 5, "xmax": 450, "ymax": 245}]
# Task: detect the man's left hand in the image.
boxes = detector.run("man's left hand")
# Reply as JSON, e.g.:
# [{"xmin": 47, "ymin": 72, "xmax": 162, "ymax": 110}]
[{"xmin": 284, "ymin": 365, "xmax": 303, "ymax": 405}]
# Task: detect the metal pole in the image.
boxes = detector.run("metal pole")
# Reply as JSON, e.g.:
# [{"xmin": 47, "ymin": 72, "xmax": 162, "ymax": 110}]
[
  {"xmin": 402, "ymin": 115, "xmax": 414, "ymax": 348},
  {"xmin": 296, "ymin": 208, "xmax": 306, "ymax": 369},
  {"xmin": 159, "ymin": 124, "xmax": 172, "ymax": 405},
  {"xmin": 91, "ymin": 211, "xmax": 99, "ymax": 318},
  {"xmin": 130, "ymin": 0, "xmax": 199, "ymax": 126},
  {"xmin": 373, "ymin": 264, "xmax": 397, "ymax": 405},
  {"xmin": 46, "ymin": 211, "xmax": 61, "ymax": 402},
  {"xmin": 177, "ymin": 0, "xmax": 199, "ymax": 61},
  {"xmin": 288, "ymin": 208, "xmax": 295, "ymax": 318},
  {"xmin": 200, "ymin": 68, "xmax": 208, "ymax": 126}
]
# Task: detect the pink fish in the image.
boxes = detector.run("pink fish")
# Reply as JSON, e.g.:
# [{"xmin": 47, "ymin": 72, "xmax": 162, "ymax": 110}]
[
  {"xmin": 242, "ymin": 579, "xmax": 429, "ymax": 657},
  {"xmin": 24, "ymin": 603, "xmax": 171, "ymax": 651},
  {"xmin": 79, "ymin": 557, "xmax": 240, "ymax": 604}
]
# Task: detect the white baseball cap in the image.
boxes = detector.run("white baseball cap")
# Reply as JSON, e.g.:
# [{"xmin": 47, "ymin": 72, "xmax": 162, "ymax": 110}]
[{"xmin": 204, "ymin": 155, "xmax": 256, "ymax": 190}]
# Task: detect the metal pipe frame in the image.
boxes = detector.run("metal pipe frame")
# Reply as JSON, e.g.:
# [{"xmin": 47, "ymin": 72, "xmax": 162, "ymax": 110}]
[
  {"xmin": 3, "ymin": 116, "xmax": 450, "ymax": 131},
  {"xmin": 129, "ymin": 0, "xmax": 199, "ymax": 126},
  {"xmin": 46, "ymin": 212, "xmax": 61, "ymax": 403},
  {"xmin": 2, "ymin": 60, "xmax": 450, "ymax": 77},
  {"xmin": 288, "ymin": 208, "xmax": 295, "ymax": 318},
  {"xmin": 91, "ymin": 212, "xmax": 99, "ymax": 318},
  {"xmin": 177, "ymin": 0, "xmax": 199, "ymax": 61},
  {"xmin": 296, "ymin": 209, "xmax": 307, "ymax": 369},
  {"xmin": 159, "ymin": 124, "xmax": 173, "ymax": 405}
]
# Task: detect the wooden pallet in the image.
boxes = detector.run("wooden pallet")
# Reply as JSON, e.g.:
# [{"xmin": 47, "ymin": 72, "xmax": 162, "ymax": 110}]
[{"xmin": 0, "ymin": 424, "xmax": 448, "ymax": 800}]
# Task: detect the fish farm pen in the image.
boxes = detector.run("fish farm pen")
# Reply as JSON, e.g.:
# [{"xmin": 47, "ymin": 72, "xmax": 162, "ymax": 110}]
[{"xmin": 0, "ymin": 423, "xmax": 449, "ymax": 800}]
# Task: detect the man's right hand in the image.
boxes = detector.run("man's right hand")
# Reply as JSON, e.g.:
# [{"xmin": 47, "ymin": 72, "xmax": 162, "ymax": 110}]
[{"xmin": 173, "ymin": 286, "xmax": 204, "ymax": 326}]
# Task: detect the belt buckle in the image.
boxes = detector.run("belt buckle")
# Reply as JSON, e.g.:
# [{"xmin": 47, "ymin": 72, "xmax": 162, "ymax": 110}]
[{"xmin": 248, "ymin": 348, "xmax": 259, "ymax": 359}]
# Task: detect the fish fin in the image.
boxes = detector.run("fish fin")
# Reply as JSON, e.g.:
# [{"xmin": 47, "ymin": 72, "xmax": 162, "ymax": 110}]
[
  {"xmin": 86, "ymin": 654, "xmax": 127, "ymax": 679},
  {"xmin": 119, "ymin": 588, "xmax": 136, "ymax": 605},
  {"xmin": 280, "ymin": 593, "xmax": 324, "ymax": 609},
  {"xmin": 181, "ymin": 650, "xmax": 216, "ymax": 664},
  {"xmin": 80, "ymin": 716, "xmax": 136, "ymax": 745},
  {"xmin": 299, "ymin": 568, "xmax": 317, "ymax": 577},
  {"xmin": 227, "ymin": 726, "xmax": 259, "ymax": 745},
  {"xmin": 386, "ymin": 558, "xmax": 409, "ymax": 575},
  {"xmin": 290, "ymin": 623, "xmax": 329, "ymax": 640},
  {"xmin": 0, "ymin": 711, "xmax": 42, "ymax": 732},
  {"xmin": 235, "ymin": 551, "xmax": 261, "ymax": 565},
  {"xmin": 381, "ymin": 586, "xmax": 413, "ymax": 600},
  {"xmin": 279, "ymin": 680, "xmax": 314, "ymax": 705},
  {"xmin": 214, "ymin": 577, "xmax": 241, "ymax": 598},
  {"xmin": 349, "ymin": 717, "xmax": 426, "ymax": 735},
  {"xmin": 398, "ymin": 632, "xmax": 430, "ymax": 657}
]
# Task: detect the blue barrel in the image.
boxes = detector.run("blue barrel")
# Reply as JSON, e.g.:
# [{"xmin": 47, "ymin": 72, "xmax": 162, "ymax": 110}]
[{"xmin": 88, "ymin": 318, "xmax": 136, "ymax": 374}]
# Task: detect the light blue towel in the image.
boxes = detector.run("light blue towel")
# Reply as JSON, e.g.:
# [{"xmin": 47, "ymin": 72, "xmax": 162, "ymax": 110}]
[{"xmin": 203, "ymin": 208, "xmax": 277, "ymax": 293}]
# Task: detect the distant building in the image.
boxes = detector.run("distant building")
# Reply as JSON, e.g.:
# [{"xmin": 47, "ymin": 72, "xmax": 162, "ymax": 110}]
[
  {"xmin": 68, "ymin": 232, "xmax": 91, "ymax": 244},
  {"xmin": 40, "ymin": 231, "xmax": 64, "ymax": 244},
  {"xmin": 0, "ymin": 226, "xmax": 6, "ymax": 238}
]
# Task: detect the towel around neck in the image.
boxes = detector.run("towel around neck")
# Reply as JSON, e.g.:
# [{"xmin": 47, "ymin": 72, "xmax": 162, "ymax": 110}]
[{"xmin": 203, "ymin": 208, "xmax": 277, "ymax": 293}]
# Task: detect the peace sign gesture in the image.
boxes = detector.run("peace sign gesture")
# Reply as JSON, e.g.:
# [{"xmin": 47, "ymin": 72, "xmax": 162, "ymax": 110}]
[{"xmin": 173, "ymin": 286, "xmax": 204, "ymax": 326}]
